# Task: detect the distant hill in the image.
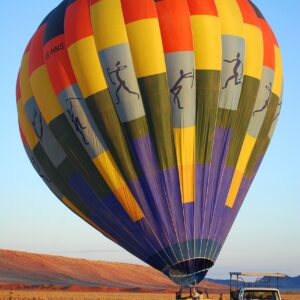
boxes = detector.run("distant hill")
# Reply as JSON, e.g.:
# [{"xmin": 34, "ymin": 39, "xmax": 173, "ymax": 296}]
[
  {"xmin": 259, "ymin": 276, "xmax": 300, "ymax": 290},
  {"xmin": 0, "ymin": 250, "xmax": 227, "ymax": 292},
  {"xmin": 207, "ymin": 276, "xmax": 300, "ymax": 290}
]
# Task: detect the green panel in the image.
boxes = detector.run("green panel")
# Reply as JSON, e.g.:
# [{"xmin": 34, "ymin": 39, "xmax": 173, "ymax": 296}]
[
  {"xmin": 138, "ymin": 73, "xmax": 177, "ymax": 170},
  {"xmin": 86, "ymin": 89, "xmax": 139, "ymax": 183},
  {"xmin": 33, "ymin": 143, "xmax": 90, "ymax": 215},
  {"xmin": 245, "ymin": 93, "xmax": 280, "ymax": 178},
  {"xmin": 195, "ymin": 70, "xmax": 221, "ymax": 164},
  {"xmin": 226, "ymin": 76, "xmax": 260, "ymax": 167},
  {"xmin": 49, "ymin": 114, "xmax": 111, "ymax": 198},
  {"xmin": 123, "ymin": 115, "xmax": 149, "ymax": 141}
]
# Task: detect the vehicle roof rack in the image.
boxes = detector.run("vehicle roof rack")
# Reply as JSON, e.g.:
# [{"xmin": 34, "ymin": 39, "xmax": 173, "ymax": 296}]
[
  {"xmin": 229, "ymin": 271, "xmax": 286, "ymax": 297},
  {"xmin": 229, "ymin": 272, "xmax": 286, "ymax": 277}
]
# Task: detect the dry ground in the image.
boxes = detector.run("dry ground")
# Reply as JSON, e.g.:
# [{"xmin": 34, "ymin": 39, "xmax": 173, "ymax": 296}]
[
  {"xmin": 0, "ymin": 290, "xmax": 174, "ymax": 300},
  {"xmin": 0, "ymin": 292, "xmax": 299, "ymax": 300}
]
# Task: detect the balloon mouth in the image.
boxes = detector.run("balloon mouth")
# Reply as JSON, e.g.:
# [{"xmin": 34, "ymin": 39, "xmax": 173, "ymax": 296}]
[{"xmin": 163, "ymin": 258, "xmax": 214, "ymax": 287}]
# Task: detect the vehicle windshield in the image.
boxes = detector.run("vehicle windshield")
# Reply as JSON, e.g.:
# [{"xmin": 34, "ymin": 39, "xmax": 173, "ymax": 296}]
[{"xmin": 244, "ymin": 291, "xmax": 279, "ymax": 300}]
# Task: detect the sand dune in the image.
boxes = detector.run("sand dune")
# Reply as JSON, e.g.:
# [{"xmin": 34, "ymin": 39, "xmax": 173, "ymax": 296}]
[{"xmin": 0, "ymin": 250, "xmax": 227, "ymax": 292}]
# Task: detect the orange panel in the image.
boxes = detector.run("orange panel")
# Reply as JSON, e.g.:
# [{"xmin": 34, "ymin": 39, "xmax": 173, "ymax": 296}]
[
  {"xmin": 260, "ymin": 19, "xmax": 276, "ymax": 69},
  {"xmin": 121, "ymin": 0, "xmax": 157, "ymax": 24},
  {"xmin": 65, "ymin": 0, "xmax": 93, "ymax": 46},
  {"xmin": 237, "ymin": 0, "xmax": 260, "ymax": 27},
  {"xmin": 28, "ymin": 25, "xmax": 46, "ymax": 76},
  {"xmin": 186, "ymin": 0, "xmax": 218, "ymax": 16},
  {"xmin": 44, "ymin": 35, "xmax": 77, "ymax": 94},
  {"xmin": 156, "ymin": 0, "xmax": 193, "ymax": 53}
]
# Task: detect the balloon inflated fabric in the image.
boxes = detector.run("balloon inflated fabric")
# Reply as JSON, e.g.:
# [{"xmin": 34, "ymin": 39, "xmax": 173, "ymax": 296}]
[{"xmin": 17, "ymin": 0, "xmax": 283, "ymax": 287}]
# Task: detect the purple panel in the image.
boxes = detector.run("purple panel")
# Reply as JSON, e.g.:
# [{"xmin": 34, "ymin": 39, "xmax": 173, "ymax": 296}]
[
  {"xmin": 88, "ymin": 210, "xmax": 151, "ymax": 264},
  {"xmin": 131, "ymin": 135, "xmax": 192, "ymax": 261},
  {"xmin": 183, "ymin": 202, "xmax": 194, "ymax": 241},
  {"xmin": 194, "ymin": 127, "xmax": 232, "ymax": 253},
  {"xmin": 128, "ymin": 180, "xmax": 179, "ymax": 259},
  {"xmin": 194, "ymin": 163, "xmax": 210, "ymax": 240},
  {"xmin": 216, "ymin": 154, "xmax": 265, "ymax": 249},
  {"xmin": 128, "ymin": 179, "xmax": 169, "ymax": 249},
  {"xmin": 203, "ymin": 167, "xmax": 234, "ymax": 242},
  {"xmin": 212, "ymin": 174, "xmax": 251, "ymax": 254},
  {"xmin": 68, "ymin": 173, "xmax": 156, "ymax": 261},
  {"xmin": 131, "ymin": 136, "xmax": 178, "ymax": 245},
  {"xmin": 160, "ymin": 167, "xmax": 187, "ymax": 245}
]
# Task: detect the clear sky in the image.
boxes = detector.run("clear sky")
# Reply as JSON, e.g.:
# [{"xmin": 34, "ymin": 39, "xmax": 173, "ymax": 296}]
[{"xmin": 0, "ymin": 1, "xmax": 299, "ymax": 280}]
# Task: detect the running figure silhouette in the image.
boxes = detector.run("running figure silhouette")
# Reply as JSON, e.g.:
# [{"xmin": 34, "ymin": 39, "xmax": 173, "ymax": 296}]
[
  {"xmin": 273, "ymin": 101, "xmax": 282, "ymax": 121},
  {"xmin": 66, "ymin": 99, "xmax": 89, "ymax": 145},
  {"xmin": 222, "ymin": 52, "xmax": 243, "ymax": 89},
  {"xmin": 253, "ymin": 82, "xmax": 272, "ymax": 116},
  {"xmin": 170, "ymin": 69, "xmax": 194, "ymax": 109},
  {"xmin": 31, "ymin": 108, "xmax": 43, "ymax": 139},
  {"xmin": 107, "ymin": 61, "xmax": 140, "ymax": 105}
]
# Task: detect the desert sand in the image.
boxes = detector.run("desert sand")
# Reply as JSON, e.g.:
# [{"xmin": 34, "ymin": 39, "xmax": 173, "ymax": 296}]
[{"xmin": 1, "ymin": 250, "xmax": 298, "ymax": 300}]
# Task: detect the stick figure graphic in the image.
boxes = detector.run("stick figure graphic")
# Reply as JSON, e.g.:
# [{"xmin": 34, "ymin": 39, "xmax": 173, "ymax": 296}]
[
  {"xmin": 273, "ymin": 101, "xmax": 282, "ymax": 121},
  {"xmin": 31, "ymin": 109, "xmax": 43, "ymax": 140},
  {"xmin": 253, "ymin": 82, "xmax": 272, "ymax": 116},
  {"xmin": 107, "ymin": 61, "xmax": 140, "ymax": 104},
  {"xmin": 222, "ymin": 52, "xmax": 243, "ymax": 89},
  {"xmin": 66, "ymin": 99, "xmax": 89, "ymax": 146},
  {"xmin": 170, "ymin": 69, "xmax": 194, "ymax": 109}
]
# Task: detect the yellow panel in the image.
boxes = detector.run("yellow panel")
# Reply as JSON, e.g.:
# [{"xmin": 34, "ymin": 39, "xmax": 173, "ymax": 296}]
[
  {"xmin": 244, "ymin": 24, "xmax": 263, "ymax": 79},
  {"xmin": 19, "ymin": 53, "xmax": 33, "ymax": 102},
  {"xmin": 178, "ymin": 164, "xmax": 195, "ymax": 204},
  {"xmin": 62, "ymin": 196, "xmax": 117, "ymax": 242},
  {"xmin": 90, "ymin": 0, "xmax": 128, "ymax": 51},
  {"xmin": 30, "ymin": 66, "xmax": 64, "ymax": 124},
  {"xmin": 272, "ymin": 46, "xmax": 283, "ymax": 97},
  {"xmin": 68, "ymin": 36, "xmax": 107, "ymax": 98},
  {"xmin": 225, "ymin": 170, "xmax": 243, "ymax": 208},
  {"xmin": 126, "ymin": 18, "xmax": 166, "ymax": 78},
  {"xmin": 225, "ymin": 134, "xmax": 256, "ymax": 208},
  {"xmin": 93, "ymin": 151, "xmax": 144, "ymax": 222},
  {"xmin": 236, "ymin": 134, "xmax": 256, "ymax": 173},
  {"xmin": 17, "ymin": 100, "xmax": 39, "ymax": 150},
  {"xmin": 173, "ymin": 127, "xmax": 195, "ymax": 166},
  {"xmin": 215, "ymin": 0, "xmax": 244, "ymax": 37},
  {"xmin": 191, "ymin": 15, "xmax": 222, "ymax": 71},
  {"xmin": 174, "ymin": 127, "xmax": 195, "ymax": 203}
]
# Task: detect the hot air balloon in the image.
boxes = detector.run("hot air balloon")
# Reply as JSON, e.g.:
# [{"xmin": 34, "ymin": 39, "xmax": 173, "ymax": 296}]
[{"xmin": 17, "ymin": 0, "xmax": 283, "ymax": 288}]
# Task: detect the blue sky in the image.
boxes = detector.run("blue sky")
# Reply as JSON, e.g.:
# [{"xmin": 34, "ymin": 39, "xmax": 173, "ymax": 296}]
[{"xmin": 0, "ymin": 1, "xmax": 299, "ymax": 279}]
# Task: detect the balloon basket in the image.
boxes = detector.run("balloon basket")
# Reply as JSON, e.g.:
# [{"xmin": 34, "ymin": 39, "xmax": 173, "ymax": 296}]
[
  {"xmin": 176, "ymin": 296, "xmax": 199, "ymax": 300},
  {"xmin": 176, "ymin": 286, "xmax": 201, "ymax": 300}
]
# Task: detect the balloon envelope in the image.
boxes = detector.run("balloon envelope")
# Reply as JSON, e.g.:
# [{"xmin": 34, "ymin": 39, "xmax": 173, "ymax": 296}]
[{"xmin": 17, "ymin": 0, "xmax": 283, "ymax": 287}]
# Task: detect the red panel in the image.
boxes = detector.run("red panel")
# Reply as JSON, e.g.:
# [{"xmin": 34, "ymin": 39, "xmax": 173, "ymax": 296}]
[
  {"xmin": 270, "ymin": 25, "xmax": 278, "ymax": 46},
  {"xmin": 16, "ymin": 72, "xmax": 21, "ymax": 102},
  {"xmin": 121, "ymin": 0, "xmax": 157, "ymax": 24},
  {"xmin": 65, "ymin": 0, "xmax": 93, "ymax": 46},
  {"xmin": 260, "ymin": 19, "xmax": 275, "ymax": 70},
  {"xmin": 89, "ymin": 0, "xmax": 100, "ymax": 5},
  {"xmin": 24, "ymin": 39, "xmax": 32, "ymax": 54},
  {"xmin": 186, "ymin": 0, "xmax": 218, "ymax": 16},
  {"xmin": 156, "ymin": 0, "xmax": 193, "ymax": 53},
  {"xmin": 28, "ymin": 24, "xmax": 46, "ymax": 76},
  {"xmin": 44, "ymin": 35, "xmax": 77, "ymax": 94},
  {"xmin": 237, "ymin": 0, "xmax": 260, "ymax": 27}
]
